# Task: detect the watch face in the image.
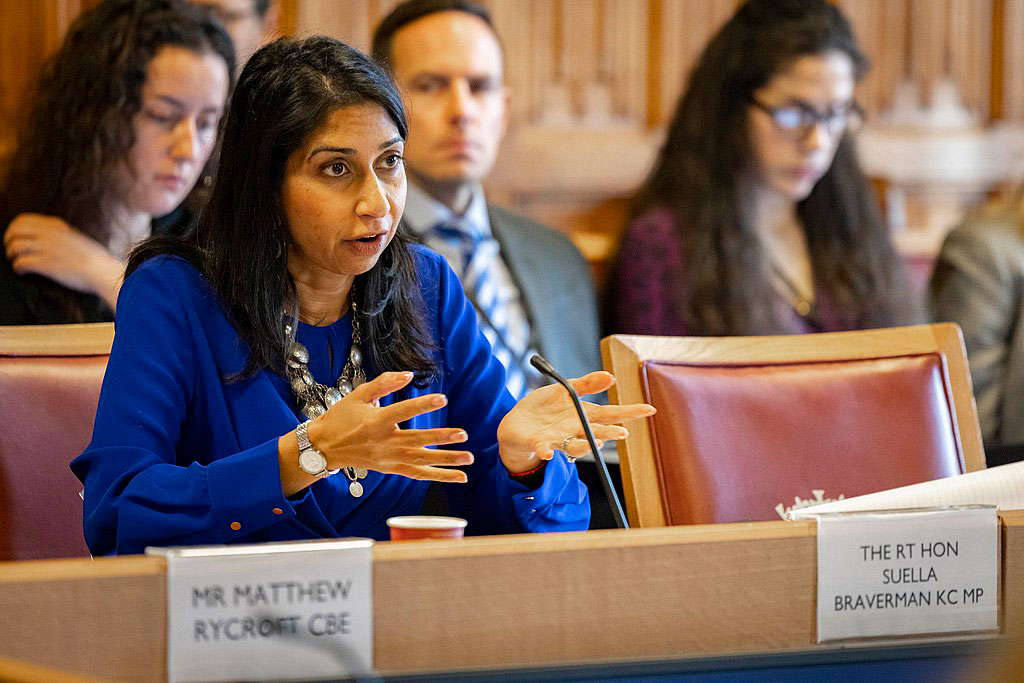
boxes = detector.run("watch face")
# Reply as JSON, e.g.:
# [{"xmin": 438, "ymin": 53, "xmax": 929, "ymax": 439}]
[{"xmin": 298, "ymin": 448, "xmax": 327, "ymax": 476}]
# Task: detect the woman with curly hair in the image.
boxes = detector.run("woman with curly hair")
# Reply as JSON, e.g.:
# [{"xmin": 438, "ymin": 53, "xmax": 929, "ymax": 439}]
[
  {"xmin": 0, "ymin": 0, "xmax": 233, "ymax": 324},
  {"xmin": 606, "ymin": 0, "xmax": 919, "ymax": 336}
]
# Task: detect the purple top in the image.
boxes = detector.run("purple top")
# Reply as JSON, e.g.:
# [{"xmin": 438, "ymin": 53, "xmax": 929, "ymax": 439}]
[{"xmin": 608, "ymin": 208, "xmax": 858, "ymax": 336}]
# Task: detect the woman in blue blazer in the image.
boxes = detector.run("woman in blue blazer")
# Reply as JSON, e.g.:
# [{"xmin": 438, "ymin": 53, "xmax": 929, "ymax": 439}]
[{"xmin": 72, "ymin": 35, "xmax": 653, "ymax": 555}]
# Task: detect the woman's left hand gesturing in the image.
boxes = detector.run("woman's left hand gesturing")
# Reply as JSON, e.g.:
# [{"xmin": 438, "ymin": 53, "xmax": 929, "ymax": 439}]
[{"xmin": 496, "ymin": 371, "xmax": 656, "ymax": 475}]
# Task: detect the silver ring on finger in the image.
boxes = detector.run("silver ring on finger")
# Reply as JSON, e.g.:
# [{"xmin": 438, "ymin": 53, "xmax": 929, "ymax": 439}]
[{"xmin": 560, "ymin": 435, "xmax": 583, "ymax": 464}]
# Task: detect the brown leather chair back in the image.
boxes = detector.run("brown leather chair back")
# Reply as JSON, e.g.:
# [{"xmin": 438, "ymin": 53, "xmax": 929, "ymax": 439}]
[
  {"xmin": 0, "ymin": 324, "xmax": 113, "ymax": 560},
  {"xmin": 602, "ymin": 324, "xmax": 986, "ymax": 527}
]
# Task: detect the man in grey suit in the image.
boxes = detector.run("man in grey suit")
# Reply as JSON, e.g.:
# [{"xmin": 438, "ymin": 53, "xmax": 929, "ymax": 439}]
[
  {"xmin": 371, "ymin": 0, "xmax": 601, "ymax": 400},
  {"xmin": 931, "ymin": 210, "xmax": 1024, "ymax": 467}
]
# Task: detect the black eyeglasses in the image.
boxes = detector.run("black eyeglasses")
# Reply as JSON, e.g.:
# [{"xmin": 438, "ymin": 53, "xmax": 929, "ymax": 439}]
[{"xmin": 749, "ymin": 97, "xmax": 865, "ymax": 138}]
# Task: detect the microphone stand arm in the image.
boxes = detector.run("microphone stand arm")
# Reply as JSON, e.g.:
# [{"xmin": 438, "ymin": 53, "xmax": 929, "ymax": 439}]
[{"xmin": 530, "ymin": 356, "xmax": 630, "ymax": 529}]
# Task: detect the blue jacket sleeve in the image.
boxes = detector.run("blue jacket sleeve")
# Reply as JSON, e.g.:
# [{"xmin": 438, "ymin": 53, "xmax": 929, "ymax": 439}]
[
  {"xmin": 71, "ymin": 260, "xmax": 298, "ymax": 555},
  {"xmin": 424, "ymin": 252, "xmax": 590, "ymax": 533}
]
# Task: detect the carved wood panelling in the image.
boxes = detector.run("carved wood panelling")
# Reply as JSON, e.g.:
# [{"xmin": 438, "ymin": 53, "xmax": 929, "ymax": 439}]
[
  {"xmin": 0, "ymin": 0, "xmax": 100, "ymax": 163},
  {"xmin": 1, "ymin": 0, "xmax": 94, "ymax": 159},
  {"xmin": 838, "ymin": 0, "xmax": 995, "ymax": 118},
  {"xmin": 6, "ymin": 1, "xmax": 1021, "ymax": 137},
  {"xmin": 4, "ymin": 1, "xmax": 1023, "ymax": 134},
  {"xmin": 651, "ymin": 0, "xmax": 736, "ymax": 127},
  {"xmin": 839, "ymin": 0, "xmax": 908, "ymax": 114},
  {"xmin": 1005, "ymin": 0, "xmax": 1024, "ymax": 119},
  {"xmin": 276, "ymin": 1, "xmax": 1016, "ymax": 126}
]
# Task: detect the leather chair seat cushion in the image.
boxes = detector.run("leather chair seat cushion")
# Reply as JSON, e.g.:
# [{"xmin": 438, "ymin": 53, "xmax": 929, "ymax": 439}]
[
  {"xmin": 641, "ymin": 354, "xmax": 964, "ymax": 525},
  {"xmin": 0, "ymin": 356, "xmax": 105, "ymax": 560}
]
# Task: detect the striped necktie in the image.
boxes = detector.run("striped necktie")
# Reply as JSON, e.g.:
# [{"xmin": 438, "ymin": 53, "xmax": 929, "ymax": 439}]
[{"xmin": 427, "ymin": 220, "xmax": 534, "ymax": 400}]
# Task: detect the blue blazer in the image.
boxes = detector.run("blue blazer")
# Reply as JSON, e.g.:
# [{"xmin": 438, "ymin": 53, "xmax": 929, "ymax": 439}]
[{"xmin": 72, "ymin": 247, "xmax": 589, "ymax": 555}]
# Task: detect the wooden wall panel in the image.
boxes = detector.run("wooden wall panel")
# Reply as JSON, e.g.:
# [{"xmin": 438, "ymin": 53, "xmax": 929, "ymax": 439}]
[
  {"xmin": 1, "ymin": 0, "xmax": 83, "ymax": 159},
  {"xmin": 1004, "ymin": 0, "xmax": 1024, "ymax": 120},
  {"xmin": 3, "ymin": 1, "xmax": 1022, "ymax": 143},
  {"xmin": 837, "ymin": 0, "xmax": 906, "ymax": 114},
  {"xmin": 950, "ymin": 0, "xmax": 993, "ymax": 118},
  {"xmin": 838, "ymin": 0, "xmax": 996, "ymax": 118},
  {"xmin": 652, "ymin": 0, "xmax": 736, "ymax": 127},
  {"xmin": 910, "ymin": 0, "xmax": 953, "ymax": 104}
]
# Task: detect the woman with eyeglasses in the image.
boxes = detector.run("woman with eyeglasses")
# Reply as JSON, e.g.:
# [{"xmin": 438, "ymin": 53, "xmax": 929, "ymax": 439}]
[{"xmin": 606, "ymin": 0, "xmax": 919, "ymax": 336}]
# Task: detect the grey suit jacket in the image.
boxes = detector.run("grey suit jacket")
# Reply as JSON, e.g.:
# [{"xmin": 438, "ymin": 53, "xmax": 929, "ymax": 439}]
[
  {"xmin": 487, "ymin": 205, "xmax": 602, "ymax": 380},
  {"xmin": 931, "ymin": 212, "xmax": 1024, "ymax": 448},
  {"xmin": 403, "ymin": 205, "xmax": 601, "ymax": 381}
]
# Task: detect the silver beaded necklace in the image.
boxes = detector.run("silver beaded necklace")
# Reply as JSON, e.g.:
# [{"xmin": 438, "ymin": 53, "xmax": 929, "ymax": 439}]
[{"xmin": 285, "ymin": 300, "xmax": 369, "ymax": 497}]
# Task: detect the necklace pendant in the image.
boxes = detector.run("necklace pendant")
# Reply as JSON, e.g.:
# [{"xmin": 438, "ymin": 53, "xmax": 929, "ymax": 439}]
[
  {"xmin": 355, "ymin": 467, "xmax": 368, "ymax": 479},
  {"xmin": 324, "ymin": 387, "xmax": 343, "ymax": 407},
  {"xmin": 348, "ymin": 480, "xmax": 364, "ymax": 497},
  {"xmin": 288, "ymin": 342, "xmax": 309, "ymax": 365},
  {"xmin": 283, "ymin": 302, "xmax": 364, "ymax": 425}
]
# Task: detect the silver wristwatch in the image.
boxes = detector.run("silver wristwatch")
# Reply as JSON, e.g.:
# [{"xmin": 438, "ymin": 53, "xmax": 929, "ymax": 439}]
[{"xmin": 296, "ymin": 420, "xmax": 338, "ymax": 478}]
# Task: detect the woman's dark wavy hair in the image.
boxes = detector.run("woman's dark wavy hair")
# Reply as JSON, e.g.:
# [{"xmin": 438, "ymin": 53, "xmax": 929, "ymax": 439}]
[
  {"xmin": 609, "ymin": 0, "xmax": 916, "ymax": 335},
  {"xmin": 0, "ymin": 0, "xmax": 234, "ymax": 322},
  {"xmin": 129, "ymin": 36, "xmax": 437, "ymax": 384}
]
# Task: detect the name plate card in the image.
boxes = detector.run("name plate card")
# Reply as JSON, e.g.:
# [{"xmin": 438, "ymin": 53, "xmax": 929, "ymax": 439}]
[
  {"xmin": 149, "ymin": 538, "xmax": 373, "ymax": 682},
  {"xmin": 813, "ymin": 506, "xmax": 998, "ymax": 642}
]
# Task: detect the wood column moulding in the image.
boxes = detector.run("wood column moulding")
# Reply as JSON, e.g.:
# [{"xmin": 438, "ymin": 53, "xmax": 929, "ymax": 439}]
[{"xmin": 1002, "ymin": 0, "xmax": 1024, "ymax": 120}]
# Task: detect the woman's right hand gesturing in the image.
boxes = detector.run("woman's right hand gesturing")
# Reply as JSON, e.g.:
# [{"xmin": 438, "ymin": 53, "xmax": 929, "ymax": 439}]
[{"xmin": 278, "ymin": 371, "xmax": 472, "ymax": 496}]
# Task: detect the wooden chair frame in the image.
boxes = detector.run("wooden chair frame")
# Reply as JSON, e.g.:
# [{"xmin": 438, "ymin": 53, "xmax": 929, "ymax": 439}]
[
  {"xmin": 601, "ymin": 323, "xmax": 986, "ymax": 528},
  {"xmin": 0, "ymin": 323, "xmax": 114, "ymax": 358}
]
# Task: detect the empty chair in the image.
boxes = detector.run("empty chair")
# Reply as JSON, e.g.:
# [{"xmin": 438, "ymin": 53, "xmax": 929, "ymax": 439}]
[
  {"xmin": 0, "ymin": 323, "xmax": 113, "ymax": 560},
  {"xmin": 602, "ymin": 324, "xmax": 985, "ymax": 528}
]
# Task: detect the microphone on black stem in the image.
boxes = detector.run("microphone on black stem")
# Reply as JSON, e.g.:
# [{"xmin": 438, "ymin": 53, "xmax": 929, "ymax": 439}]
[{"xmin": 529, "ymin": 354, "xmax": 629, "ymax": 529}]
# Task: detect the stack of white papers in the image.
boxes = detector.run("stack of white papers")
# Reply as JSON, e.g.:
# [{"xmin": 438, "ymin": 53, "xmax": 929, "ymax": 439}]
[{"xmin": 789, "ymin": 460, "xmax": 1024, "ymax": 519}]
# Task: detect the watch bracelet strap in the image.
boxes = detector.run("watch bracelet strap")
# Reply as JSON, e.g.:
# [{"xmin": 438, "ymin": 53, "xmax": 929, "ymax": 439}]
[
  {"xmin": 296, "ymin": 419, "xmax": 315, "ymax": 452},
  {"xmin": 296, "ymin": 419, "xmax": 340, "ymax": 477}
]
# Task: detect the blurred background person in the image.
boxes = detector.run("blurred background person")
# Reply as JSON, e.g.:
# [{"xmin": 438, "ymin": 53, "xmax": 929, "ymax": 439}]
[
  {"xmin": 0, "ymin": 0, "xmax": 233, "ymax": 325},
  {"xmin": 191, "ymin": 0, "xmax": 278, "ymax": 70},
  {"xmin": 371, "ymin": 0, "xmax": 600, "ymax": 401},
  {"xmin": 605, "ymin": 0, "xmax": 919, "ymax": 337},
  {"xmin": 931, "ymin": 191, "xmax": 1024, "ymax": 466}
]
